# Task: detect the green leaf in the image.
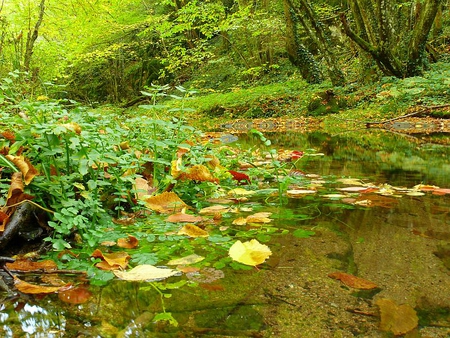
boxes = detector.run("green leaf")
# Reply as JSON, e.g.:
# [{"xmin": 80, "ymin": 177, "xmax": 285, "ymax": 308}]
[{"xmin": 292, "ymin": 229, "xmax": 315, "ymax": 238}]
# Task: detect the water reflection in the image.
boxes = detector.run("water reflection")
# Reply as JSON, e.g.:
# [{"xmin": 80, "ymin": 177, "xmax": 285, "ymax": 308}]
[{"xmin": 1, "ymin": 130, "xmax": 450, "ymax": 336}]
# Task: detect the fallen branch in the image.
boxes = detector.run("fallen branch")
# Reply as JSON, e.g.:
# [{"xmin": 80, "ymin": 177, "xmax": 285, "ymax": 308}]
[{"xmin": 366, "ymin": 104, "xmax": 450, "ymax": 126}]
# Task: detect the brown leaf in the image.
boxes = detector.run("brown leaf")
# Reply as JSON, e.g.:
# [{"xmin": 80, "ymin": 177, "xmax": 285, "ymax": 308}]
[
  {"xmin": 144, "ymin": 192, "xmax": 188, "ymax": 214},
  {"xmin": 58, "ymin": 285, "xmax": 92, "ymax": 304},
  {"xmin": 328, "ymin": 272, "xmax": 378, "ymax": 290},
  {"xmin": 376, "ymin": 298, "xmax": 418, "ymax": 335},
  {"xmin": 14, "ymin": 276, "xmax": 62, "ymax": 294},
  {"xmin": 117, "ymin": 235, "xmax": 139, "ymax": 249},
  {"xmin": 178, "ymin": 224, "xmax": 209, "ymax": 238},
  {"xmin": 0, "ymin": 211, "xmax": 9, "ymax": 232},
  {"xmin": 134, "ymin": 177, "xmax": 153, "ymax": 201},
  {"xmin": 6, "ymin": 259, "xmax": 58, "ymax": 272}
]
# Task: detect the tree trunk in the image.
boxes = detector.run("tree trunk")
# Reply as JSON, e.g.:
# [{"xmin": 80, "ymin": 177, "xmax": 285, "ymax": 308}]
[
  {"xmin": 23, "ymin": 0, "xmax": 45, "ymax": 72},
  {"xmin": 341, "ymin": 0, "xmax": 442, "ymax": 78},
  {"xmin": 283, "ymin": 0, "xmax": 322, "ymax": 84},
  {"xmin": 286, "ymin": 0, "xmax": 345, "ymax": 86}
]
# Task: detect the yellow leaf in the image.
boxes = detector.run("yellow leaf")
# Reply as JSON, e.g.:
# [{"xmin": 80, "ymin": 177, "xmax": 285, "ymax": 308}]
[
  {"xmin": 14, "ymin": 276, "xmax": 63, "ymax": 294},
  {"xmin": 228, "ymin": 188, "xmax": 255, "ymax": 196},
  {"xmin": 228, "ymin": 239, "xmax": 272, "ymax": 266},
  {"xmin": 170, "ymin": 158, "xmax": 183, "ymax": 179},
  {"xmin": 113, "ymin": 265, "xmax": 179, "ymax": 281},
  {"xmin": 178, "ymin": 224, "xmax": 209, "ymax": 238},
  {"xmin": 144, "ymin": 192, "xmax": 188, "ymax": 214},
  {"xmin": 376, "ymin": 299, "xmax": 418, "ymax": 335},
  {"xmin": 198, "ymin": 205, "xmax": 230, "ymax": 215},
  {"xmin": 5, "ymin": 155, "xmax": 38, "ymax": 185},
  {"xmin": 179, "ymin": 164, "xmax": 219, "ymax": 183}
]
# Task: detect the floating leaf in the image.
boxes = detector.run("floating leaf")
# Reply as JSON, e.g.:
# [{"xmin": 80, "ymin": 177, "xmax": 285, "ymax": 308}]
[
  {"xmin": 232, "ymin": 212, "xmax": 272, "ymax": 225},
  {"xmin": 92, "ymin": 249, "xmax": 130, "ymax": 270},
  {"xmin": 117, "ymin": 235, "xmax": 139, "ymax": 249},
  {"xmin": 338, "ymin": 186, "xmax": 371, "ymax": 192},
  {"xmin": 178, "ymin": 224, "xmax": 209, "ymax": 238},
  {"xmin": 328, "ymin": 272, "xmax": 378, "ymax": 289},
  {"xmin": 113, "ymin": 265, "xmax": 179, "ymax": 281},
  {"xmin": 227, "ymin": 188, "xmax": 255, "ymax": 196},
  {"xmin": 228, "ymin": 239, "xmax": 272, "ymax": 266},
  {"xmin": 336, "ymin": 178, "xmax": 364, "ymax": 185},
  {"xmin": 198, "ymin": 205, "xmax": 230, "ymax": 215},
  {"xmin": 14, "ymin": 277, "xmax": 63, "ymax": 294},
  {"xmin": 286, "ymin": 189, "xmax": 316, "ymax": 197},
  {"xmin": 167, "ymin": 254, "xmax": 205, "ymax": 266},
  {"xmin": 6, "ymin": 259, "xmax": 58, "ymax": 272},
  {"xmin": 376, "ymin": 298, "xmax": 418, "ymax": 335},
  {"xmin": 144, "ymin": 192, "xmax": 188, "ymax": 214},
  {"xmin": 58, "ymin": 286, "xmax": 92, "ymax": 304},
  {"xmin": 166, "ymin": 212, "xmax": 203, "ymax": 223}
]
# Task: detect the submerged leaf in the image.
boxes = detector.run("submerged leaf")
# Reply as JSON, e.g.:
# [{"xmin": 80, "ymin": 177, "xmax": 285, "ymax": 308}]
[
  {"xmin": 376, "ymin": 298, "xmax": 418, "ymax": 335},
  {"xmin": 58, "ymin": 286, "xmax": 92, "ymax": 304},
  {"xmin": 14, "ymin": 277, "xmax": 63, "ymax": 294},
  {"xmin": 167, "ymin": 254, "xmax": 205, "ymax": 266},
  {"xmin": 328, "ymin": 272, "xmax": 378, "ymax": 289},
  {"xmin": 228, "ymin": 239, "xmax": 272, "ymax": 266}
]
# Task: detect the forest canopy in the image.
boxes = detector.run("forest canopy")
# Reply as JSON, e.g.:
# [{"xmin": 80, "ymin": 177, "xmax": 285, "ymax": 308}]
[{"xmin": 0, "ymin": 0, "xmax": 449, "ymax": 103}]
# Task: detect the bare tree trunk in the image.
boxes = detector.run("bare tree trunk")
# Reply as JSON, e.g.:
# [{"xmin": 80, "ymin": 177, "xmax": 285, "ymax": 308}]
[{"xmin": 23, "ymin": 0, "xmax": 45, "ymax": 72}]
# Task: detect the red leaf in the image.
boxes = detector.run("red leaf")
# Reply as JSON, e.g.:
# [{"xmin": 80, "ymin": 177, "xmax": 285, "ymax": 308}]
[
  {"xmin": 228, "ymin": 170, "xmax": 251, "ymax": 184},
  {"xmin": 291, "ymin": 150, "xmax": 304, "ymax": 160}
]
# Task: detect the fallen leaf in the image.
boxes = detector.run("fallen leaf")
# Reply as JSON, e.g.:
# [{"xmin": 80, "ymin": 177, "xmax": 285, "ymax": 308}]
[
  {"xmin": 228, "ymin": 239, "xmax": 272, "ymax": 266},
  {"xmin": 286, "ymin": 189, "xmax": 316, "ymax": 197},
  {"xmin": 0, "ymin": 211, "xmax": 9, "ymax": 232},
  {"xmin": 59, "ymin": 122, "xmax": 82, "ymax": 134},
  {"xmin": 117, "ymin": 235, "xmax": 139, "ymax": 249},
  {"xmin": 144, "ymin": 192, "xmax": 188, "ymax": 214},
  {"xmin": 186, "ymin": 267, "xmax": 225, "ymax": 283},
  {"xmin": 227, "ymin": 188, "xmax": 255, "ymax": 196},
  {"xmin": 232, "ymin": 212, "xmax": 272, "ymax": 225},
  {"xmin": 198, "ymin": 205, "xmax": 230, "ymax": 215},
  {"xmin": 336, "ymin": 178, "xmax": 364, "ymax": 185},
  {"xmin": 58, "ymin": 286, "xmax": 92, "ymax": 304},
  {"xmin": 167, "ymin": 254, "xmax": 205, "ymax": 266},
  {"xmin": 91, "ymin": 249, "xmax": 130, "ymax": 270},
  {"xmin": 6, "ymin": 259, "xmax": 58, "ymax": 272},
  {"xmin": 113, "ymin": 265, "xmax": 179, "ymax": 281},
  {"xmin": 134, "ymin": 177, "xmax": 153, "ymax": 200},
  {"xmin": 228, "ymin": 170, "xmax": 251, "ymax": 184},
  {"xmin": 178, "ymin": 224, "xmax": 209, "ymax": 238},
  {"xmin": 14, "ymin": 276, "xmax": 62, "ymax": 294},
  {"xmin": 5, "ymin": 156, "xmax": 38, "ymax": 185},
  {"xmin": 376, "ymin": 298, "xmax": 418, "ymax": 335},
  {"xmin": 179, "ymin": 164, "xmax": 219, "ymax": 183},
  {"xmin": 328, "ymin": 272, "xmax": 378, "ymax": 289},
  {"xmin": 166, "ymin": 212, "xmax": 203, "ymax": 223},
  {"xmin": 338, "ymin": 186, "xmax": 371, "ymax": 192}
]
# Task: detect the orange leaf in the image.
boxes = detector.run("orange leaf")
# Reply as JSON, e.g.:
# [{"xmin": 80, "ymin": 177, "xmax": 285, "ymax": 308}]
[
  {"xmin": 166, "ymin": 212, "xmax": 203, "ymax": 223},
  {"xmin": 117, "ymin": 235, "xmax": 139, "ymax": 249},
  {"xmin": 91, "ymin": 249, "xmax": 130, "ymax": 270},
  {"xmin": 376, "ymin": 298, "xmax": 418, "ymax": 335},
  {"xmin": 58, "ymin": 286, "xmax": 92, "ymax": 304},
  {"xmin": 6, "ymin": 259, "xmax": 58, "ymax": 272},
  {"xmin": 178, "ymin": 224, "xmax": 209, "ymax": 238},
  {"xmin": 0, "ymin": 211, "xmax": 9, "ymax": 232},
  {"xmin": 144, "ymin": 192, "xmax": 188, "ymax": 214},
  {"xmin": 328, "ymin": 272, "xmax": 378, "ymax": 289},
  {"xmin": 14, "ymin": 276, "xmax": 62, "ymax": 294}
]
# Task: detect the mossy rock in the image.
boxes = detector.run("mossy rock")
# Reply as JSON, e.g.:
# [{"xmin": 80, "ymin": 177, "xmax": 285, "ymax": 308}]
[{"xmin": 307, "ymin": 90, "xmax": 347, "ymax": 116}]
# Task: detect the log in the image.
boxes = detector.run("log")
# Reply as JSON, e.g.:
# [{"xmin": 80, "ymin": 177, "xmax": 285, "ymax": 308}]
[{"xmin": 0, "ymin": 202, "xmax": 38, "ymax": 250}]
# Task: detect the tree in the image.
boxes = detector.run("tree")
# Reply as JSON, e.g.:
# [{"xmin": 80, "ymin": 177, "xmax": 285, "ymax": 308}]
[
  {"xmin": 340, "ymin": 0, "xmax": 442, "ymax": 78},
  {"xmin": 23, "ymin": 0, "xmax": 45, "ymax": 72},
  {"xmin": 285, "ymin": 0, "xmax": 345, "ymax": 86}
]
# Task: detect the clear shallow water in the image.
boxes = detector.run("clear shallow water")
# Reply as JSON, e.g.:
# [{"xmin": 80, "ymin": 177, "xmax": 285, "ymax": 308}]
[{"xmin": 1, "ymin": 130, "xmax": 450, "ymax": 337}]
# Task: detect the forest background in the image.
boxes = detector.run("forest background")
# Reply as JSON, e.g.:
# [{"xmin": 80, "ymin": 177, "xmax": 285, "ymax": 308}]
[{"xmin": 0, "ymin": 0, "xmax": 449, "ymax": 121}]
